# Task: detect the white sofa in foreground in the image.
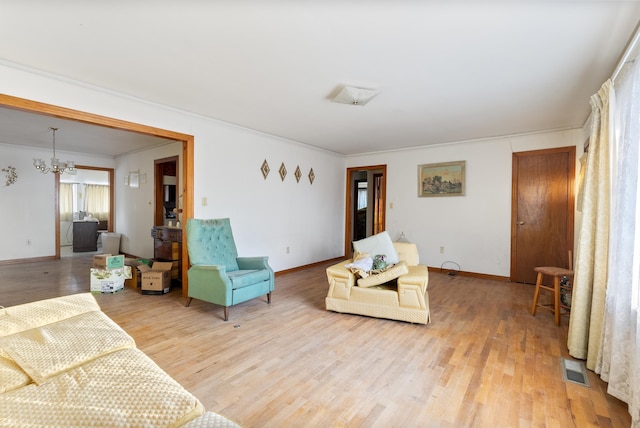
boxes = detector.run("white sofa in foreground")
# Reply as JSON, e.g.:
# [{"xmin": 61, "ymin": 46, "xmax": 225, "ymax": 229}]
[{"xmin": 0, "ymin": 293, "xmax": 239, "ymax": 428}]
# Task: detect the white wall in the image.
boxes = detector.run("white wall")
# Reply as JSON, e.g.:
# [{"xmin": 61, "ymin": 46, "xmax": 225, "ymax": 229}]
[
  {"xmin": 0, "ymin": 63, "xmax": 346, "ymax": 270},
  {"xmin": 347, "ymin": 129, "xmax": 584, "ymax": 277},
  {"xmin": 0, "ymin": 62, "xmax": 585, "ymax": 276},
  {"xmin": 191, "ymin": 125, "xmax": 344, "ymax": 270},
  {"xmin": 115, "ymin": 142, "xmax": 182, "ymax": 259}
]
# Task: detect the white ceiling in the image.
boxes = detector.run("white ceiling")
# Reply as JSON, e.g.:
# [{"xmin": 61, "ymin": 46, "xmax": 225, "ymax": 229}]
[
  {"xmin": 0, "ymin": 107, "xmax": 178, "ymax": 157},
  {"xmin": 0, "ymin": 1, "xmax": 639, "ymax": 156}
]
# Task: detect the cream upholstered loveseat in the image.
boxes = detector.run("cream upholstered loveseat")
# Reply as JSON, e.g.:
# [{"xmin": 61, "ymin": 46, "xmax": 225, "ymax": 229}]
[
  {"xmin": 326, "ymin": 240, "xmax": 430, "ymax": 324},
  {"xmin": 0, "ymin": 293, "xmax": 239, "ymax": 427}
]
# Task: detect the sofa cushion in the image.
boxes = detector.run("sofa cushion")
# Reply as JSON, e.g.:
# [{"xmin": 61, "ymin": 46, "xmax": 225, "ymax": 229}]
[
  {"xmin": 352, "ymin": 231, "xmax": 399, "ymax": 264},
  {"xmin": 357, "ymin": 261, "xmax": 409, "ymax": 288},
  {"xmin": 228, "ymin": 269, "xmax": 270, "ymax": 289}
]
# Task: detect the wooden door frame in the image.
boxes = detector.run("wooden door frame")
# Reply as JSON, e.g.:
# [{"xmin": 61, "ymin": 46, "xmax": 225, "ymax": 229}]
[
  {"xmin": 0, "ymin": 94, "xmax": 195, "ymax": 298},
  {"xmin": 510, "ymin": 146, "xmax": 575, "ymax": 281},
  {"xmin": 344, "ymin": 165, "xmax": 387, "ymax": 257},
  {"xmin": 373, "ymin": 172, "xmax": 384, "ymax": 235}
]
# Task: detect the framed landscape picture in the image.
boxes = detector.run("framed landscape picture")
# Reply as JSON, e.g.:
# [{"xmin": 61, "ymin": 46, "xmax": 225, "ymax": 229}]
[{"xmin": 418, "ymin": 161, "xmax": 465, "ymax": 197}]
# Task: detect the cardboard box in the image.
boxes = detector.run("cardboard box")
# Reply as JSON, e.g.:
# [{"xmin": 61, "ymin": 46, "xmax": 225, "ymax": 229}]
[
  {"xmin": 124, "ymin": 258, "xmax": 142, "ymax": 289},
  {"xmin": 170, "ymin": 260, "xmax": 180, "ymax": 279},
  {"xmin": 90, "ymin": 266, "xmax": 131, "ymax": 294},
  {"xmin": 93, "ymin": 254, "xmax": 111, "ymax": 269},
  {"xmin": 138, "ymin": 261, "xmax": 173, "ymax": 295},
  {"xmin": 93, "ymin": 254, "xmax": 125, "ymax": 270},
  {"xmin": 125, "ymin": 269, "xmax": 141, "ymax": 289}
]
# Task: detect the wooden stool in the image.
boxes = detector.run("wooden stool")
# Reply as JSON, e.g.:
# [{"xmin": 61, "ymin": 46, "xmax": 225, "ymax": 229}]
[{"xmin": 531, "ymin": 266, "xmax": 573, "ymax": 325}]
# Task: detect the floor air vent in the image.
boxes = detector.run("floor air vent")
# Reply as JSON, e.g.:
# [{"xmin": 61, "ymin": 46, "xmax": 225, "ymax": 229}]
[{"xmin": 561, "ymin": 358, "xmax": 590, "ymax": 388}]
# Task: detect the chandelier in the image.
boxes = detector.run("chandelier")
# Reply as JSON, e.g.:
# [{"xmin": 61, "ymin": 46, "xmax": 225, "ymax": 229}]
[{"xmin": 33, "ymin": 127, "xmax": 76, "ymax": 175}]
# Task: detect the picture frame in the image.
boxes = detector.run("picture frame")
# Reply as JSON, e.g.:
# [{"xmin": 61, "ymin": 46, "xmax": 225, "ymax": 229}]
[
  {"xmin": 129, "ymin": 170, "xmax": 139, "ymax": 189},
  {"xmin": 418, "ymin": 161, "xmax": 465, "ymax": 197}
]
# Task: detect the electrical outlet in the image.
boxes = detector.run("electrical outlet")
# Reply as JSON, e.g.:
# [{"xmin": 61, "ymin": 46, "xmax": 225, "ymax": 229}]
[
  {"xmin": 440, "ymin": 246, "xmax": 444, "ymax": 254},
  {"xmin": 201, "ymin": 197, "xmax": 207, "ymax": 206},
  {"xmin": 286, "ymin": 246, "xmax": 290, "ymax": 254}
]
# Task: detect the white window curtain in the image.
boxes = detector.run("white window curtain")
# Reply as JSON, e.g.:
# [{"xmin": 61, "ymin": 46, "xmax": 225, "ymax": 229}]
[
  {"xmin": 595, "ymin": 56, "xmax": 640, "ymax": 426},
  {"xmin": 84, "ymin": 184, "xmax": 109, "ymax": 221},
  {"xmin": 59, "ymin": 183, "xmax": 74, "ymax": 222},
  {"xmin": 567, "ymin": 80, "xmax": 612, "ymax": 367},
  {"xmin": 568, "ymin": 46, "xmax": 640, "ymax": 425}
]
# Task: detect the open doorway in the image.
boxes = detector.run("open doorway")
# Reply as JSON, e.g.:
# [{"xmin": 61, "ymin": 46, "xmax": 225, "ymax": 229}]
[
  {"xmin": 344, "ymin": 165, "xmax": 387, "ymax": 256},
  {"xmin": 58, "ymin": 166, "xmax": 114, "ymax": 257},
  {"xmin": 154, "ymin": 156, "xmax": 179, "ymax": 227},
  {"xmin": 0, "ymin": 94, "xmax": 194, "ymax": 298}
]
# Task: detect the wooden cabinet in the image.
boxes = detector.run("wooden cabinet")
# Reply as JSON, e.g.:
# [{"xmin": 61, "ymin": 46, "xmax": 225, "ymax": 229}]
[
  {"xmin": 151, "ymin": 226, "xmax": 182, "ymax": 284},
  {"xmin": 73, "ymin": 221, "xmax": 98, "ymax": 252}
]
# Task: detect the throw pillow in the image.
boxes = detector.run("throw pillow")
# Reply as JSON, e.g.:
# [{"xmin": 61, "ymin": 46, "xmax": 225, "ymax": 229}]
[
  {"xmin": 352, "ymin": 231, "xmax": 399, "ymax": 265},
  {"xmin": 346, "ymin": 252, "xmax": 374, "ymax": 278}
]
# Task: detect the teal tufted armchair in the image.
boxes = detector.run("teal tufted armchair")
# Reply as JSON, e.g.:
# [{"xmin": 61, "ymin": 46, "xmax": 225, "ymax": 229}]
[{"xmin": 185, "ymin": 218, "xmax": 274, "ymax": 321}]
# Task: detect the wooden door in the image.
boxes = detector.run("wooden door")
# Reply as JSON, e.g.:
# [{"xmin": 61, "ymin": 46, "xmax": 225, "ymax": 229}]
[{"xmin": 511, "ymin": 147, "xmax": 575, "ymax": 283}]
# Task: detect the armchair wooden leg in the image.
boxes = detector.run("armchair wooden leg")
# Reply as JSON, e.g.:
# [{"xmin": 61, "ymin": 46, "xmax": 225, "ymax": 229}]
[
  {"xmin": 267, "ymin": 292, "xmax": 272, "ymax": 304},
  {"xmin": 185, "ymin": 297, "xmax": 193, "ymax": 307},
  {"xmin": 223, "ymin": 307, "xmax": 229, "ymax": 321}
]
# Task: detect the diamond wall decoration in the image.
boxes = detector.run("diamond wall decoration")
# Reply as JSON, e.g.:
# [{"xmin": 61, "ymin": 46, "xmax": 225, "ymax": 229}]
[
  {"xmin": 294, "ymin": 165, "xmax": 302, "ymax": 183},
  {"xmin": 279, "ymin": 162, "xmax": 287, "ymax": 181},
  {"xmin": 308, "ymin": 168, "xmax": 315, "ymax": 185},
  {"xmin": 261, "ymin": 159, "xmax": 270, "ymax": 179}
]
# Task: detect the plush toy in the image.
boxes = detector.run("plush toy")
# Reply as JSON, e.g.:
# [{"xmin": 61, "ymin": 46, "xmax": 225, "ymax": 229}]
[{"xmin": 372, "ymin": 254, "xmax": 387, "ymax": 271}]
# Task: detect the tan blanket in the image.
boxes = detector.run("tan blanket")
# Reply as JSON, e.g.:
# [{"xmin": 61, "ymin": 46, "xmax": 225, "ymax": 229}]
[
  {"xmin": 0, "ymin": 310, "xmax": 135, "ymax": 385},
  {"xmin": 0, "ymin": 293, "xmax": 100, "ymax": 336},
  {"xmin": 0, "ymin": 347, "xmax": 204, "ymax": 427},
  {"xmin": 0, "ymin": 294, "xmax": 230, "ymax": 427}
]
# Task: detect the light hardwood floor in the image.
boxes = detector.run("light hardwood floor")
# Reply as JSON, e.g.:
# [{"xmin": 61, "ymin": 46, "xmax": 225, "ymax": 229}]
[{"xmin": 1, "ymin": 255, "xmax": 631, "ymax": 427}]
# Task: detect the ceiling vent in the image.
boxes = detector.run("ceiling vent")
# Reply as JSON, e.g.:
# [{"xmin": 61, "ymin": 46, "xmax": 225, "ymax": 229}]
[{"xmin": 332, "ymin": 85, "xmax": 380, "ymax": 106}]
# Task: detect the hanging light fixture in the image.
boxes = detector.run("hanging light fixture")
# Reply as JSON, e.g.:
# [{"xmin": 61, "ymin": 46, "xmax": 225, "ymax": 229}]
[{"xmin": 33, "ymin": 127, "xmax": 76, "ymax": 175}]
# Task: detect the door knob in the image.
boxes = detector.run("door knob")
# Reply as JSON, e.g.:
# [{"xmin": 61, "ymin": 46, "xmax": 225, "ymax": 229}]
[{"xmin": 517, "ymin": 221, "xmax": 525, "ymax": 225}]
